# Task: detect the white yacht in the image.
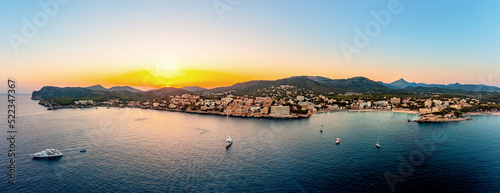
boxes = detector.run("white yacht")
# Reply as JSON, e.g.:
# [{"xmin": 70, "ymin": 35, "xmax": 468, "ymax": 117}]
[
  {"xmin": 335, "ymin": 138, "xmax": 340, "ymax": 144},
  {"xmin": 30, "ymin": 149, "xmax": 63, "ymax": 158},
  {"xmin": 375, "ymin": 139, "xmax": 380, "ymax": 148}
]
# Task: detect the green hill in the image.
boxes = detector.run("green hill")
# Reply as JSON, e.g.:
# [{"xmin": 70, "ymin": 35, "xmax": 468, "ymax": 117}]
[{"xmin": 32, "ymin": 86, "xmax": 191, "ymax": 102}]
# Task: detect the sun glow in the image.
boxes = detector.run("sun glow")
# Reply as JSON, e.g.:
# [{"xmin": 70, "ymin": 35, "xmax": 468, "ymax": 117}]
[
  {"xmin": 104, "ymin": 65, "xmax": 251, "ymax": 89},
  {"xmin": 147, "ymin": 62, "xmax": 182, "ymax": 79}
]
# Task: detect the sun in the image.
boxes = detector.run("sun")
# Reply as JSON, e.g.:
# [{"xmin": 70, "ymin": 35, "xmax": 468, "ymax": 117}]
[
  {"xmin": 143, "ymin": 62, "xmax": 186, "ymax": 88},
  {"xmin": 148, "ymin": 62, "xmax": 183, "ymax": 79}
]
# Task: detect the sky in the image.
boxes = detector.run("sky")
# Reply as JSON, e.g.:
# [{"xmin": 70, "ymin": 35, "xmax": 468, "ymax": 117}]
[{"xmin": 1, "ymin": 0, "xmax": 499, "ymax": 93}]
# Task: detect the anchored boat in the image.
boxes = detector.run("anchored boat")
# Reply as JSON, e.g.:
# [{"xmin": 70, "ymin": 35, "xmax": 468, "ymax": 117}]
[{"xmin": 225, "ymin": 110, "xmax": 233, "ymax": 149}]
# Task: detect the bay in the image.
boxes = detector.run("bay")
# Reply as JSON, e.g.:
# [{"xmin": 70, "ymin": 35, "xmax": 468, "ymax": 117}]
[{"xmin": 1, "ymin": 95, "xmax": 499, "ymax": 192}]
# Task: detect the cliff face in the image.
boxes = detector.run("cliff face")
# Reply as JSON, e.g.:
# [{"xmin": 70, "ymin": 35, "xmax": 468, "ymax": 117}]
[
  {"xmin": 31, "ymin": 86, "xmax": 96, "ymax": 100},
  {"xmin": 38, "ymin": 99, "xmax": 51, "ymax": 107}
]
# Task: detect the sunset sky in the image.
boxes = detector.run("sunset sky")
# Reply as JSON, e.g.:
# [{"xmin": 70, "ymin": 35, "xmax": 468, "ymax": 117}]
[{"xmin": 1, "ymin": 0, "xmax": 500, "ymax": 93}]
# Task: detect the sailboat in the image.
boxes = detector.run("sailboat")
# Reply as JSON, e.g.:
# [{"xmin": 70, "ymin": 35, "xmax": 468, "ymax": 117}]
[
  {"xmin": 225, "ymin": 110, "xmax": 233, "ymax": 149},
  {"xmin": 375, "ymin": 139, "xmax": 380, "ymax": 148}
]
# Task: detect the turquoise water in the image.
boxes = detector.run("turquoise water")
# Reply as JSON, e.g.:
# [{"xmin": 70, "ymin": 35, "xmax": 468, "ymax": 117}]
[{"xmin": 1, "ymin": 95, "xmax": 500, "ymax": 192}]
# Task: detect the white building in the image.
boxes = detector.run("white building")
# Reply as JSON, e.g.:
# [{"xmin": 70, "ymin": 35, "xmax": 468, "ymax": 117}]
[
  {"xmin": 269, "ymin": 106, "xmax": 290, "ymax": 116},
  {"xmin": 74, "ymin": 100, "xmax": 94, "ymax": 105},
  {"xmin": 373, "ymin": 101, "xmax": 388, "ymax": 106},
  {"xmin": 425, "ymin": 100, "xmax": 433, "ymax": 108},
  {"xmin": 390, "ymin": 97, "xmax": 401, "ymax": 104},
  {"xmin": 432, "ymin": 105, "xmax": 444, "ymax": 113},
  {"xmin": 450, "ymin": 104, "xmax": 462, "ymax": 110},
  {"xmin": 359, "ymin": 102, "xmax": 370, "ymax": 109},
  {"xmin": 250, "ymin": 106, "xmax": 261, "ymax": 112},
  {"xmin": 297, "ymin": 96, "xmax": 305, "ymax": 102}
]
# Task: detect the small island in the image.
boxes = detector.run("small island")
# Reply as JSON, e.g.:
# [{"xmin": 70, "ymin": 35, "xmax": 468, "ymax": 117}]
[
  {"xmin": 414, "ymin": 109, "xmax": 472, "ymax": 123},
  {"xmin": 415, "ymin": 115, "xmax": 472, "ymax": 123}
]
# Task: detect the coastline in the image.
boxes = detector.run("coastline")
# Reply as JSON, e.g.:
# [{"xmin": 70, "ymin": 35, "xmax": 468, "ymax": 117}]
[
  {"xmin": 464, "ymin": 112, "xmax": 500, "ymax": 116},
  {"xmin": 35, "ymin": 99, "xmax": 500, "ymax": 119},
  {"xmin": 162, "ymin": 108, "xmax": 311, "ymax": 119},
  {"xmin": 347, "ymin": 109, "xmax": 421, "ymax": 115},
  {"xmin": 350, "ymin": 109, "xmax": 500, "ymax": 117},
  {"xmin": 39, "ymin": 104, "xmax": 311, "ymax": 119}
]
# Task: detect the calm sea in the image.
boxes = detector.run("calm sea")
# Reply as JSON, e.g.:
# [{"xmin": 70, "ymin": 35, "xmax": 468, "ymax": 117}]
[{"xmin": 1, "ymin": 95, "xmax": 500, "ymax": 192}]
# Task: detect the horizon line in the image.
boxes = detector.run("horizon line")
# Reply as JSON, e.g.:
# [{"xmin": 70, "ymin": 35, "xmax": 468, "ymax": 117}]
[{"xmin": 31, "ymin": 75, "xmax": 499, "ymax": 92}]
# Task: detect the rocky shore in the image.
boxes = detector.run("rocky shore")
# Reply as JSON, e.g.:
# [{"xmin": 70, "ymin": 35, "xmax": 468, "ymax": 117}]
[
  {"xmin": 414, "ymin": 116, "xmax": 472, "ymax": 123},
  {"xmin": 464, "ymin": 112, "xmax": 500, "ymax": 116}
]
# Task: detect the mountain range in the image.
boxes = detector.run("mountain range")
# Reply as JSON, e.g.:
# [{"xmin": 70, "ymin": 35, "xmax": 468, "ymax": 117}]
[
  {"xmin": 86, "ymin": 85, "xmax": 142, "ymax": 92},
  {"xmin": 203, "ymin": 76, "xmax": 390, "ymax": 95},
  {"xmin": 381, "ymin": 78, "xmax": 500, "ymax": 92},
  {"xmin": 31, "ymin": 76, "xmax": 500, "ymax": 101}
]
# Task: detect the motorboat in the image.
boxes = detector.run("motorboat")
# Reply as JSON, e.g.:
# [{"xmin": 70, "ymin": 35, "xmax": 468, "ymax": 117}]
[{"xmin": 335, "ymin": 138, "xmax": 340, "ymax": 144}]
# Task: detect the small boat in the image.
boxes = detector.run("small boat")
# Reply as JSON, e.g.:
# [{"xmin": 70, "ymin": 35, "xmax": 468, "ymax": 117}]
[
  {"xmin": 80, "ymin": 149, "xmax": 86, "ymax": 152},
  {"xmin": 335, "ymin": 138, "xmax": 340, "ymax": 144},
  {"xmin": 226, "ymin": 137, "xmax": 233, "ymax": 148},
  {"xmin": 375, "ymin": 139, "xmax": 380, "ymax": 148},
  {"xmin": 30, "ymin": 149, "xmax": 63, "ymax": 158},
  {"xmin": 320, "ymin": 129, "xmax": 323, "ymax": 133},
  {"xmin": 225, "ymin": 110, "xmax": 233, "ymax": 149}
]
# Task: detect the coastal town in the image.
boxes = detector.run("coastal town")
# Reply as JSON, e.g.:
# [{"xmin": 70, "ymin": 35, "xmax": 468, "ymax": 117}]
[{"xmin": 38, "ymin": 84, "xmax": 499, "ymax": 121}]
